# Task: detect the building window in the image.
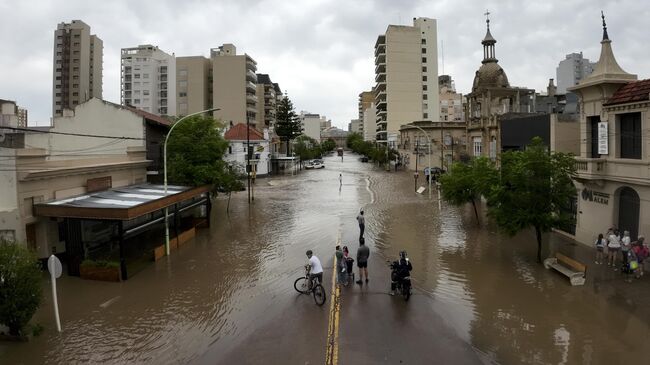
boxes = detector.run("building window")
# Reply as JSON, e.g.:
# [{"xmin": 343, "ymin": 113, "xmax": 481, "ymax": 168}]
[
  {"xmin": 422, "ymin": 76, "xmax": 427, "ymax": 81},
  {"xmin": 422, "ymin": 48, "xmax": 426, "ymax": 53},
  {"xmin": 134, "ymin": 99, "xmax": 140, "ymax": 104},
  {"xmin": 143, "ymin": 73, "xmax": 149, "ymax": 79},
  {"xmin": 423, "ymin": 113, "xmax": 428, "ymax": 119},
  {"xmin": 423, "ymin": 94, "xmax": 428, "ymax": 100},
  {"xmin": 179, "ymin": 81, "xmax": 187, "ymax": 88},
  {"xmin": 422, "ymin": 85, "xmax": 427, "ymax": 91},
  {"xmin": 179, "ymin": 92, "xmax": 187, "ymax": 97},
  {"xmin": 422, "ymin": 57, "xmax": 427, "ymax": 63},
  {"xmin": 619, "ymin": 112, "xmax": 641, "ymax": 159},
  {"xmin": 422, "ymin": 66, "xmax": 427, "ymax": 72},
  {"xmin": 421, "ymin": 39, "xmax": 426, "ymax": 44},
  {"xmin": 473, "ymin": 137, "xmax": 482, "ymax": 156},
  {"xmin": 143, "ymin": 90, "xmax": 149, "ymax": 95},
  {"xmin": 134, "ymin": 74, "xmax": 140, "ymax": 79}
]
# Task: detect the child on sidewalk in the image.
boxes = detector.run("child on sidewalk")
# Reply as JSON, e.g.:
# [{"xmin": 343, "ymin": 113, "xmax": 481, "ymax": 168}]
[{"xmin": 595, "ymin": 233, "xmax": 606, "ymax": 264}]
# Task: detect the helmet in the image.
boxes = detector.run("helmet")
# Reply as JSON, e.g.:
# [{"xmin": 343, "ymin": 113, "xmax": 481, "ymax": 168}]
[
  {"xmin": 399, "ymin": 251, "xmax": 407, "ymax": 259},
  {"xmin": 306, "ymin": 250, "xmax": 313, "ymax": 257}
]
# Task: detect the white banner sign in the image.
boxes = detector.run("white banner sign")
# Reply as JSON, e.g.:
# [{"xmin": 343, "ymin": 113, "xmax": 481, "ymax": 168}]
[{"xmin": 598, "ymin": 122, "xmax": 608, "ymax": 155}]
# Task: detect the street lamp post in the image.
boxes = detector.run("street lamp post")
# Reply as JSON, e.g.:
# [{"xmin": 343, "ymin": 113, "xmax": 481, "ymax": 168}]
[
  {"xmin": 411, "ymin": 124, "xmax": 432, "ymax": 199},
  {"xmin": 163, "ymin": 107, "xmax": 220, "ymax": 257}
]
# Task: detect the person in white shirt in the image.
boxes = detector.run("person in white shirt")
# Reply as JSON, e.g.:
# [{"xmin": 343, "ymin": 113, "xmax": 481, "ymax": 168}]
[
  {"xmin": 306, "ymin": 250, "xmax": 323, "ymax": 284},
  {"xmin": 607, "ymin": 229, "xmax": 621, "ymax": 269}
]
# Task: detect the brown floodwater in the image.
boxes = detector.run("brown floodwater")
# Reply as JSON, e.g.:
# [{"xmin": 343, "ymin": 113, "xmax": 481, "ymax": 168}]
[{"xmin": 1, "ymin": 154, "xmax": 649, "ymax": 364}]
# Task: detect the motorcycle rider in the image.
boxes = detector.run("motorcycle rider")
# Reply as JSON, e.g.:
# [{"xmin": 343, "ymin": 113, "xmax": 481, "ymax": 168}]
[{"xmin": 390, "ymin": 251, "xmax": 412, "ymax": 296}]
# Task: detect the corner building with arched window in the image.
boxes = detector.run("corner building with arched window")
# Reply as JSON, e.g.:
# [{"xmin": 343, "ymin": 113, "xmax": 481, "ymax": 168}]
[{"xmin": 569, "ymin": 16, "xmax": 649, "ymax": 243}]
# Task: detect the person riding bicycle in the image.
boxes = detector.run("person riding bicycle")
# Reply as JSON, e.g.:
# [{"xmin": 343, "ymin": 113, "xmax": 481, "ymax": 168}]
[
  {"xmin": 390, "ymin": 251, "xmax": 413, "ymax": 295},
  {"xmin": 306, "ymin": 250, "xmax": 323, "ymax": 284}
]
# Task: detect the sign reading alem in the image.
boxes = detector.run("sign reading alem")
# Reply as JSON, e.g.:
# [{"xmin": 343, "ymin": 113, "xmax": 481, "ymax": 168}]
[{"xmin": 598, "ymin": 122, "xmax": 608, "ymax": 154}]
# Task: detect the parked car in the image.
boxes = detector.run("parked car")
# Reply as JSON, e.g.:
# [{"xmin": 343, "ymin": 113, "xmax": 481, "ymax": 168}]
[
  {"xmin": 312, "ymin": 162, "xmax": 325, "ymax": 169},
  {"xmin": 304, "ymin": 160, "xmax": 315, "ymax": 169}
]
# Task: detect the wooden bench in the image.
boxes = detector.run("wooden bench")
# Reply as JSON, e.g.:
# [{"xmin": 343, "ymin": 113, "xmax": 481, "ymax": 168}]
[{"xmin": 543, "ymin": 252, "xmax": 587, "ymax": 286}]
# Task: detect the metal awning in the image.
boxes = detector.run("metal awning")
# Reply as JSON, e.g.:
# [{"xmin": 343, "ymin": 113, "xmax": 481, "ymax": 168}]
[{"xmin": 34, "ymin": 184, "xmax": 210, "ymax": 220}]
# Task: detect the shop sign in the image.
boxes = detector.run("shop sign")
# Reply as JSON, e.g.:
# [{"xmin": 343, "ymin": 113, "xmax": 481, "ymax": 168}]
[
  {"xmin": 598, "ymin": 122, "xmax": 608, "ymax": 155},
  {"xmin": 581, "ymin": 188, "xmax": 609, "ymax": 204}
]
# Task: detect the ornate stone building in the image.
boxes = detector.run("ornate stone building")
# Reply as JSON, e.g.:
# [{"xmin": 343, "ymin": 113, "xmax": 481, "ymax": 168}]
[
  {"xmin": 465, "ymin": 17, "xmax": 534, "ymax": 160},
  {"xmin": 569, "ymin": 14, "xmax": 649, "ymax": 244}
]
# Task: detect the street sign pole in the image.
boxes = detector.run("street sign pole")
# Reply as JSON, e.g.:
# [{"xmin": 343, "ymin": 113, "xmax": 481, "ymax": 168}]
[{"xmin": 47, "ymin": 255, "xmax": 62, "ymax": 332}]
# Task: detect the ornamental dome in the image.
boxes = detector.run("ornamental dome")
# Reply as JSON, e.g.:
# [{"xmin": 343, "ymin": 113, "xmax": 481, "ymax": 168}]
[{"xmin": 472, "ymin": 62, "xmax": 510, "ymax": 91}]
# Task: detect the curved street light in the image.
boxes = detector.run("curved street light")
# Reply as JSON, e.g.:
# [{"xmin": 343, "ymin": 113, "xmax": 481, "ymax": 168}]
[
  {"xmin": 410, "ymin": 124, "xmax": 433, "ymax": 199},
  {"xmin": 163, "ymin": 107, "xmax": 220, "ymax": 256}
]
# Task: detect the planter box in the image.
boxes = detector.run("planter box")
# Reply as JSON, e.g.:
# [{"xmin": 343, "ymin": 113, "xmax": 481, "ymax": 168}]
[
  {"xmin": 177, "ymin": 228, "xmax": 196, "ymax": 247},
  {"xmin": 80, "ymin": 264, "xmax": 121, "ymax": 282}
]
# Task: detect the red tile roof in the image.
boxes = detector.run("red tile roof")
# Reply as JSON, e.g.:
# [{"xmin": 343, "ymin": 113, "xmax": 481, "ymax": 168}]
[
  {"xmin": 604, "ymin": 79, "xmax": 650, "ymax": 106},
  {"xmin": 224, "ymin": 123, "xmax": 265, "ymax": 141},
  {"xmin": 126, "ymin": 106, "xmax": 172, "ymax": 126}
]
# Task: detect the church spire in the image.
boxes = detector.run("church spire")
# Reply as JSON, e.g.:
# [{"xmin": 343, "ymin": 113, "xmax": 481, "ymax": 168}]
[
  {"xmin": 601, "ymin": 10, "xmax": 609, "ymax": 41},
  {"xmin": 481, "ymin": 10, "xmax": 497, "ymax": 64}
]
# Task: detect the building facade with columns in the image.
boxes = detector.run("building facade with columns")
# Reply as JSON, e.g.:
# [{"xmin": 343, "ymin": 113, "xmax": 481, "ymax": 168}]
[{"xmin": 569, "ymin": 16, "xmax": 648, "ymax": 245}]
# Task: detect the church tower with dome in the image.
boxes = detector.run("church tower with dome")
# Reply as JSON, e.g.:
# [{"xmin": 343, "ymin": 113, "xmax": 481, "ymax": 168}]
[{"xmin": 465, "ymin": 14, "xmax": 535, "ymax": 160}]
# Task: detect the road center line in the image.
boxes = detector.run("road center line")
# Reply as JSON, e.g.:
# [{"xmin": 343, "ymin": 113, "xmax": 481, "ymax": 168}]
[{"xmin": 325, "ymin": 231, "xmax": 342, "ymax": 365}]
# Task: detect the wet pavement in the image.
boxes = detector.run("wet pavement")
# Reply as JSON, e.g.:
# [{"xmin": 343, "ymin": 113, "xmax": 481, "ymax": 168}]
[{"xmin": 1, "ymin": 153, "xmax": 650, "ymax": 364}]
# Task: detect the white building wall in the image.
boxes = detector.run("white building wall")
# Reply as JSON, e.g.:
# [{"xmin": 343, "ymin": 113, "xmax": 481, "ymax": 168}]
[
  {"xmin": 556, "ymin": 53, "xmax": 595, "ymax": 94},
  {"xmin": 363, "ymin": 104, "xmax": 377, "ymax": 141},
  {"xmin": 301, "ymin": 115, "xmax": 322, "ymax": 141},
  {"xmin": 121, "ymin": 45, "xmax": 176, "ymax": 116},
  {"xmin": 224, "ymin": 139, "xmax": 271, "ymax": 176},
  {"xmin": 414, "ymin": 17, "xmax": 440, "ymax": 122}
]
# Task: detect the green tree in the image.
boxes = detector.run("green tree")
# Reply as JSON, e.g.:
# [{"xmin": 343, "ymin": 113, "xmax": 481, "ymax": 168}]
[
  {"xmin": 294, "ymin": 135, "xmax": 320, "ymax": 163},
  {"xmin": 346, "ymin": 132, "xmax": 363, "ymax": 149},
  {"xmin": 167, "ymin": 115, "xmax": 236, "ymax": 195},
  {"xmin": 275, "ymin": 96, "xmax": 302, "ymax": 155},
  {"xmin": 487, "ymin": 137, "xmax": 576, "ymax": 262},
  {"xmin": 0, "ymin": 241, "xmax": 43, "ymax": 336},
  {"xmin": 440, "ymin": 157, "xmax": 498, "ymax": 224},
  {"xmin": 321, "ymin": 139, "xmax": 336, "ymax": 153},
  {"xmin": 218, "ymin": 163, "xmax": 246, "ymax": 213}
]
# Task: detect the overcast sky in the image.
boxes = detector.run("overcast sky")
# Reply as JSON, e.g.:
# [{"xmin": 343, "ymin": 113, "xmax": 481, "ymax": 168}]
[{"xmin": 1, "ymin": 0, "xmax": 648, "ymax": 128}]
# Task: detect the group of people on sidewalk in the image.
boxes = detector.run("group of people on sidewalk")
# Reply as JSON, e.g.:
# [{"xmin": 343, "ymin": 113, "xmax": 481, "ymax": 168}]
[{"xmin": 595, "ymin": 227, "xmax": 649, "ymax": 280}]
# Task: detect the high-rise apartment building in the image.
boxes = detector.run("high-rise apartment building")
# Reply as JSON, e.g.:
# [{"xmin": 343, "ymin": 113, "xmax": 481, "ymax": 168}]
[
  {"xmin": 121, "ymin": 45, "xmax": 176, "ymax": 116},
  {"xmin": 358, "ymin": 91, "xmax": 374, "ymax": 119},
  {"xmin": 211, "ymin": 44, "xmax": 258, "ymax": 126},
  {"xmin": 556, "ymin": 52, "xmax": 595, "ymax": 94},
  {"xmin": 374, "ymin": 17, "xmax": 439, "ymax": 145},
  {"xmin": 438, "ymin": 75, "xmax": 464, "ymax": 122},
  {"xmin": 176, "ymin": 56, "xmax": 212, "ymax": 116},
  {"xmin": 298, "ymin": 112, "xmax": 326, "ymax": 141},
  {"xmin": 255, "ymin": 74, "xmax": 277, "ymax": 129},
  {"xmin": 52, "ymin": 20, "xmax": 103, "ymax": 117}
]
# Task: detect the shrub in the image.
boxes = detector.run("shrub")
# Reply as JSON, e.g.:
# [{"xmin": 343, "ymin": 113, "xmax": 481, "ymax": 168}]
[{"xmin": 0, "ymin": 241, "xmax": 43, "ymax": 336}]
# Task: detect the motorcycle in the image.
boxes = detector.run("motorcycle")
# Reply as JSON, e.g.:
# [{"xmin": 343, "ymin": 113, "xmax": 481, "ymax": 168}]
[{"xmin": 389, "ymin": 259, "xmax": 412, "ymax": 301}]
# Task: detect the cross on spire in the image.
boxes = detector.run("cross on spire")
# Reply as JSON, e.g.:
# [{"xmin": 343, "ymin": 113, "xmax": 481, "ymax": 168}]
[
  {"xmin": 601, "ymin": 10, "xmax": 609, "ymax": 40},
  {"xmin": 485, "ymin": 9, "xmax": 490, "ymax": 28}
]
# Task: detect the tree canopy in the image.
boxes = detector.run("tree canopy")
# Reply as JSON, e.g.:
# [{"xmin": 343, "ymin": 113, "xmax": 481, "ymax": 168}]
[
  {"xmin": 347, "ymin": 132, "xmax": 398, "ymax": 164},
  {"xmin": 294, "ymin": 135, "xmax": 321, "ymax": 161},
  {"xmin": 439, "ymin": 157, "xmax": 498, "ymax": 224},
  {"xmin": 439, "ymin": 137, "xmax": 576, "ymax": 263},
  {"xmin": 167, "ymin": 115, "xmax": 236, "ymax": 195},
  {"xmin": 275, "ymin": 96, "xmax": 302, "ymax": 153},
  {"xmin": 0, "ymin": 241, "xmax": 42, "ymax": 336},
  {"xmin": 487, "ymin": 137, "xmax": 576, "ymax": 262}
]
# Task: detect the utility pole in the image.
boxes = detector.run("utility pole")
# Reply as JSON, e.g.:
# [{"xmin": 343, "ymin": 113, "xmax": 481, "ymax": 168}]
[{"xmin": 414, "ymin": 139, "xmax": 419, "ymax": 192}]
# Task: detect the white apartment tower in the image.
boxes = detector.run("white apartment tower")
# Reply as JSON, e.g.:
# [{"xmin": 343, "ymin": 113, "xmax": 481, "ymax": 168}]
[
  {"xmin": 121, "ymin": 45, "xmax": 176, "ymax": 116},
  {"xmin": 556, "ymin": 52, "xmax": 595, "ymax": 94},
  {"xmin": 52, "ymin": 20, "xmax": 103, "ymax": 117},
  {"xmin": 374, "ymin": 17, "xmax": 439, "ymax": 145}
]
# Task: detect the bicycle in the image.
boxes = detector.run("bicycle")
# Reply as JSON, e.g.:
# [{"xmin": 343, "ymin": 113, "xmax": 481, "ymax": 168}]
[{"xmin": 294, "ymin": 265, "xmax": 327, "ymax": 306}]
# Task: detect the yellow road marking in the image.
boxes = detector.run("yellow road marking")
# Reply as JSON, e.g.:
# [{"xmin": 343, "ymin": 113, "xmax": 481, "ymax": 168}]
[{"xmin": 325, "ymin": 232, "xmax": 342, "ymax": 365}]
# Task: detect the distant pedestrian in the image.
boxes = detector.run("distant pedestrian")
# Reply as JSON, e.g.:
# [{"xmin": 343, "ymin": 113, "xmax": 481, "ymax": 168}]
[
  {"xmin": 356, "ymin": 237, "xmax": 370, "ymax": 285},
  {"xmin": 343, "ymin": 245, "xmax": 354, "ymax": 285},
  {"xmin": 594, "ymin": 233, "xmax": 606, "ymax": 264},
  {"xmin": 339, "ymin": 173, "xmax": 342, "ymax": 186},
  {"xmin": 621, "ymin": 230, "xmax": 632, "ymax": 266},
  {"xmin": 607, "ymin": 229, "xmax": 621, "ymax": 269},
  {"xmin": 424, "ymin": 167, "xmax": 430, "ymax": 184},
  {"xmin": 356, "ymin": 209, "xmax": 365, "ymax": 239},
  {"xmin": 335, "ymin": 245, "xmax": 344, "ymax": 285},
  {"xmin": 632, "ymin": 236, "xmax": 648, "ymax": 278}
]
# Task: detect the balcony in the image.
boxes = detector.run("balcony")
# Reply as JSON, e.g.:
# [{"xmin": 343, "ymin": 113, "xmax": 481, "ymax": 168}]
[
  {"xmin": 375, "ymin": 53, "xmax": 386, "ymax": 65},
  {"xmin": 246, "ymin": 69, "xmax": 257, "ymax": 82},
  {"xmin": 375, "ymin": 62, "xmax": 386, "ymax": 74},
  {"xmin": 246, "ymin": 81, "xmax": 256, "ymax": 92},
  {"xmin": 375, "ymin": 72, "xmax": 386, "ymax": 83},
  {"xmin": 246, "ymin": 58, "xmax": 257, "ymax": 71},
  {"xmin": 574, "ymin": 157, "xmax": 650, "ymax": 185},
  {"xmin": 246, "ymin": 93, "xmax": 258, "ymax": 103}
]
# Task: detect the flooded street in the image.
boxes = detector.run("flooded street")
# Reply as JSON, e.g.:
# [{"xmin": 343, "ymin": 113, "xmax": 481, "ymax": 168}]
[{"xmin": 2, "ymin": 154, "xmax": 650, "ymax": 364}]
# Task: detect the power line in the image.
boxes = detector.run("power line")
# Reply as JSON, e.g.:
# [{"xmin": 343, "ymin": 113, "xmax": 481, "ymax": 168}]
[{"xmin": 0, "ymin": 126, "xmax": 144, "ymax": 140}]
